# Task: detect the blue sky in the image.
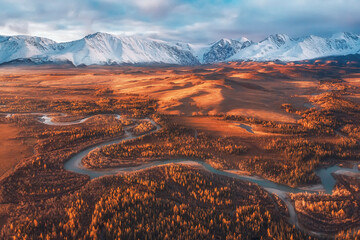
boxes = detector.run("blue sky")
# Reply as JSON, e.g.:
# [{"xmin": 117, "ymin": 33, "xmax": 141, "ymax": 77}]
[{"xmin": 1, "ymin": 0, "xmax": 359, "ymax": 43}]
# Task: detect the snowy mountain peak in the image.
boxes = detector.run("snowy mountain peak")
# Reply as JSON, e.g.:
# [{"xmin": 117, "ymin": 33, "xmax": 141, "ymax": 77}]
[
  {"xmin": 85, "ymin": 32, "xmax": 110, "ymax": 39},
  {"xmin": 217, "ymin": 38, "xmax": 233, "ymax": 46},
  {"xmin": 213, "ymin": 37, "xmax": 250, "ymax": 46},
  {"xmin": 332, "ymin": 32, "xmax": 359, "ymax": 41},
  {"xmin": 229, "ymin": 32, "xmax": 360, "ymax": 62},
  {"xmin": 25, "ymin": 33, "xmax": 199, "ymax": 66},
  {"xmin": 262, "ymin": 34, "xmax": 292, "ymax": 47},
  {"xmin": 1, "ymin": 35, "xmax": 56, "ymax": 44},
  {"xmin": 237, "ymin": 37, "xmax": 250, "ymax": 43},
  {"xmin": 202, "ymin": 37, "xmax": 253, "ymax": 63},
  {"xmin": 0, "ymin": 32, "xmax": 359, "ymax": 66},
  {"xmin": 0, "ymin": 35, "xmax": 58, "ymax": 64}
]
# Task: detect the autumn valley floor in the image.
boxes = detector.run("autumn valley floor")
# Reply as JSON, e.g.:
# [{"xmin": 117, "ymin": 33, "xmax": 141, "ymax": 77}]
[{"xmin": 1, "ymin": 62, "xmax": 360, "ymax": 239}]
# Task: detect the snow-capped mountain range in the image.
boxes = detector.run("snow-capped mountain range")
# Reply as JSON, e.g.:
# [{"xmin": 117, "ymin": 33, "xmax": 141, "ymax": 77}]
[{"xmin": 0, "ymin": 32, "xmax": 359, "ymax": 66}]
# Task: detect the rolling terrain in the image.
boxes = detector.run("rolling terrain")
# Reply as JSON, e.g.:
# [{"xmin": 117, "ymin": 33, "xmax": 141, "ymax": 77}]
[{"xmin": 0, "ymin": 61, "xmax": 360, "ymax": 239}]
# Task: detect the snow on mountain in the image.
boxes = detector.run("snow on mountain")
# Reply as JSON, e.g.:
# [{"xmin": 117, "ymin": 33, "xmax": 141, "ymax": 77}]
[
  {"xmin": 0, "ymin": 32, "xmax": 359, "ymax": 66},
  {"xmin": 0, "ymin": 35, "xmax": 56, "ymax": 64},
  {"xmin": 0, "ymin": 32, "xmax": 199, "ymax": 66},
  {"xmin": 199, "ymin": 38, "xmax": 252, "ymax": 63},
  {"xmin": 228, "ymin": 34, "xmax": 296, "ymax": 61},
  {"xmin": 50, "ymin": 33, "xmax": 199, "ymax": 65},
  {"xmin": 229, "ymin": 32, "xmax": 360, "ymax": 62}
]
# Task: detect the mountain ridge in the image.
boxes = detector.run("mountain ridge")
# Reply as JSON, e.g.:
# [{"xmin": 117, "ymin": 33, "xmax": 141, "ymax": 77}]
[{"xmin": 0, "ymin": 32, "xmax": 359, "ymax": 66}]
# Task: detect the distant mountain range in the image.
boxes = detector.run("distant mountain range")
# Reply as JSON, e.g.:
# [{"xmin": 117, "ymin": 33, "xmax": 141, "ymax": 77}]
[{"xmin": 0, "ymin": 32, "xmax": 359, "ymax": 66}]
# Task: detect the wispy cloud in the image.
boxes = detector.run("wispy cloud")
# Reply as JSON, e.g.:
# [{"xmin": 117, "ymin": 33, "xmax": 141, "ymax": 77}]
[{"xmin": 0, "ymin": 0, "xmax": 359, "ymax": 43}]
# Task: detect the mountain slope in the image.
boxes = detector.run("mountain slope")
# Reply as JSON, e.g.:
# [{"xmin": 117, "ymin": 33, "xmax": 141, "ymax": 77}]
[
  {"xmin": 229, "ymin": 32, "xmax": 360, "ymax": 61},
  {"xmin": 51, "ymin": 33, "xmax": 199, "ymax": 65},
  {"xmin": 0, "ymin": 33, "xmax": 199, "ymax": 66},
  {"xmin": 0, "ymin": 32, "xmax": 359, "ymax": 66},
  {"xmin": 0, "ymin": 35, "xmax": 56, "ymax": 64},
  {"xmin": 202, "ymin": 38, "xmax": 252, "ymax": 63}
]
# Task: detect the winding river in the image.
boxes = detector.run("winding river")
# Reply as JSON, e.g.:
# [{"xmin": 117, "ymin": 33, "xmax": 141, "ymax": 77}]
[{"xmin": 3, "ymin": 112, "xmax": 359, "ymax": 237}]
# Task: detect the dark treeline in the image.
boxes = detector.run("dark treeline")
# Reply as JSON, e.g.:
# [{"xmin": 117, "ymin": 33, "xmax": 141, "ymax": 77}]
[
  {"xmin": 1, "ymin": 165, "xmax": 315, "ymax": 240},
  {"xmin": 0, "ymin": 95, "xmax": 157, "ymax": 118},
  {"xmin": 242, "ymin": 136, "xmax": 359, "ymax": 186},
  {"xmin": 291, "ymin": 174, "xmax": 360, "ymax": 236},
  {"xmin": 221, "ymin": 87, "xmax": 360, "ymax": 186},
  {"xmin": 37, "ymin": 115, "xmax": 124, "ymax": 152},
  {"xmin": 83, "ymin": 115, "xmax": 248, "ymax": 169}
]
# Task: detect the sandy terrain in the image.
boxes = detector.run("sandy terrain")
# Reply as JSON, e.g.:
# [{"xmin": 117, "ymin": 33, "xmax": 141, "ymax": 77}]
[
  {"xmin": 0, "ymin": 62, "xmax": 340, "ymax": 123},
  {"xmin": 344, "ymin": 73, "xmax": 360, "ymax": 87}
]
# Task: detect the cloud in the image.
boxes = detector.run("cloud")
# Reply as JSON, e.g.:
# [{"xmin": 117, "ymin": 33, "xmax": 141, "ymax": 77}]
[
  {"xmin": 0, "ymin": 0, "xmax": 359, "ymax": 43},
  {"xmin": 127, "ymin": 0, "xmax": 178, "ymax": 18},
  {"xmin": 7, "ymin": 21, "xmax": 29, "ymax": 34}
]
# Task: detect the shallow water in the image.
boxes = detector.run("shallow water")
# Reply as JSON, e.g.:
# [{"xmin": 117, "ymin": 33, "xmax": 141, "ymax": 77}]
[
  {"xmin": 236, "ymin": 123, "xmax": 254, "ymax": 134},
  {"xmin": 316, "ymin": 164, "xmax": 359, "ymax": 194},
  {"xmin": 4, "ymin": 112, "xmax": 356, "ymax": 236},
  {"xmin": 61, "ymin": 115, "xmax": 356, "ymax": 196},
  {"xmin": 3, "ymin": 112, "xmax": 356, "ymax": 195}
]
